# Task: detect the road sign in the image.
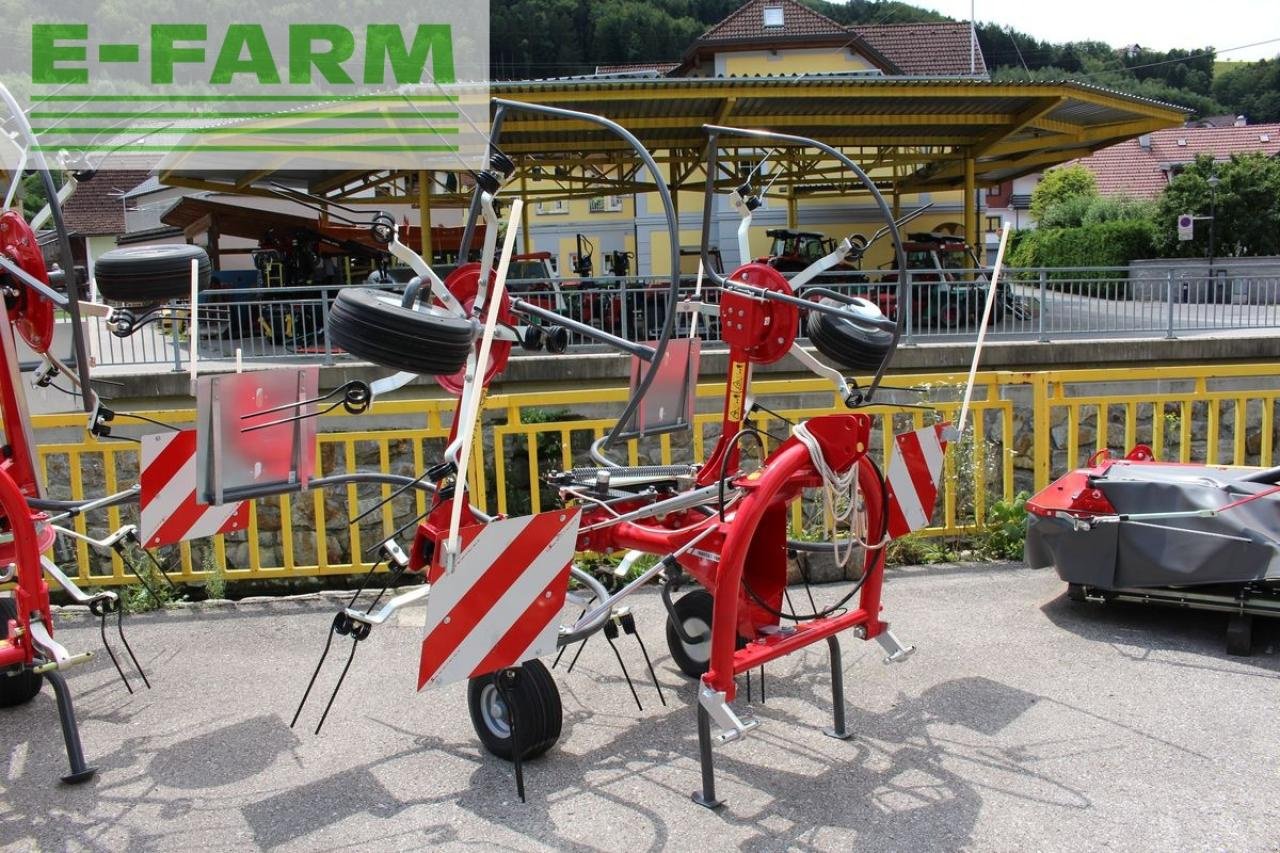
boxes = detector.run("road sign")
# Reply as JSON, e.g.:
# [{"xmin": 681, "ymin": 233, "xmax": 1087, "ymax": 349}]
[{"xmin": 1178, "ymin": 213, "xmax": 1194, "ymax": 241}]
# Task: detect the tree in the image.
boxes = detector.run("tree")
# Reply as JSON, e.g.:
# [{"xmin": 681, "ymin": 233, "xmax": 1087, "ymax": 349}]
[
  {"xmin": 1213, "ymin": 59, "xmax": 1280, "ymax": 123},
  {"xmin": 1029, "ymin": 164, "xmax": 1097, "ymax": 224},
  {"xmin": 1153, "ymin": 153, "xmax": 1280, "ymax": 258}
]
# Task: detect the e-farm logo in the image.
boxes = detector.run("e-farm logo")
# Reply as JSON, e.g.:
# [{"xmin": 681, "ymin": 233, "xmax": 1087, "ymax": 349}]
[
  {"xmin": 32, "ymin": 24, "xmax": 456, "ymax": 87},
  {"xmin": 14, "ymin": 3, "xmax": 490, "ymax": 172}
]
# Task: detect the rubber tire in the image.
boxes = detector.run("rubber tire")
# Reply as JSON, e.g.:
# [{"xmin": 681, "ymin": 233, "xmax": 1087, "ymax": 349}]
[
  {"xmin": 1226, "ymin": 613, "xmax": 1254, "ymax": 657},
  {"xmin": 94, "ymin": 244, "xmax": 211, "ymax": 302},
  {"xmin": 664, "ymin": 589, "xmax": 747, "ymax": 679},
  {"xmin": 327, "ymin": 288, "xmax": 474, "ymax": 374},
  {"xmin": 467, "ymin": 659, "xmax": 562, "ymax": 761},
  {"xmin": 807, "ymin": 297, "xmax": 894, "ymax": 372},
  {"xmin": 0, "ymin": 598, "xmax": 43, "ymax": 708}
]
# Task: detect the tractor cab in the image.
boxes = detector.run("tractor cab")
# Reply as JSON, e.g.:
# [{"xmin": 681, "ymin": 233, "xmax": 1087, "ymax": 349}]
[{"xmin": 878, "ymin": 232, "xmax": 996, "ymax": 328}]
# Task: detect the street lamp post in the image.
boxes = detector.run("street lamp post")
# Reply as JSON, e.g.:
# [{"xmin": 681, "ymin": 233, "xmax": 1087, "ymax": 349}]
[{"xmin": 1207, "ymin": 174, "xmax": 1220, "ymax": 292}]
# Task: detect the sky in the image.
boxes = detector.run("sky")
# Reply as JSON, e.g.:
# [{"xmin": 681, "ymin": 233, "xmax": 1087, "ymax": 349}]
[{"xmin": 903, "ymin": 0, "xmax": 1280, "ymax": 61}]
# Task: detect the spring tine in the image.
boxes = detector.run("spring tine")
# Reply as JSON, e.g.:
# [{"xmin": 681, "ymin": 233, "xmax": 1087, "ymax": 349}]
[
  {"xmin": 240, "ymin": 382, "xmax": 349, "ymax": 420},
  {"xmin": 565, "ymin": 637, "xmax": 589, "ymax": 674},
  {"xmin": 240, "ymin": 399, "xmax": 344, "ymax": 434},
  {"xmin": 631, "ymin": 628, "xmax": 665, "ymax": 707},
  {"xmin": 291, "ymin": 623, "xmax": 338, "ymax": 729},
  {"xmin": 759, "ymin": 665, "xmax": 765, "ymax": 704},
  {"xmin": 116, "ymin": 606, "xmax": 150, "ymax": 690},
  {"xmin": 139, "ymin": 545, "xmax": 180, "ymax": 592},
  {"xmin": 745, "ymin": 670, "xmax": 751, "ymax": 704},
  {"xmin": 99, "ymin": 610, "xmax": 132, "ymax": 694},
  {"xmin": 314, "ymin": 640, "xmax": 359, "ymax": 736},
  {"xmin": 604, "ymin": 626, "xmax": 642, "ymax": 712}
]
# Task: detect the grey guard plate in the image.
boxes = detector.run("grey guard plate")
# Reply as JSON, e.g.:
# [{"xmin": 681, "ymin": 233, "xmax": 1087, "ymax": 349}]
[
  {"xmin": 195, "ymin": 368, "xmax": 319, "ymax": 505},
  {"xmin": 615, "ymin": 337, "xmax": 700, "ymax": 441}
]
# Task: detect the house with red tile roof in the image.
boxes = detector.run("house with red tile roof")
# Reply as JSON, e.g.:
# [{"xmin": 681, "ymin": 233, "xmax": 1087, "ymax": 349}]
[
  {"xmin": 596, "ymin": 0, "xmax": 986, "ymax": 80},
  {"xmin": 57, "ymin": 170, "xmax": 151, "ymax": 269},
  {"xmin": 1067, "ymin": 122, "xmax": 1280, "ymax": 199}
]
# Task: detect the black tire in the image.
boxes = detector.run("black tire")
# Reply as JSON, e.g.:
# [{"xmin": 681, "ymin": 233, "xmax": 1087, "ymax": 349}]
[
  {"xmin": 467, "ymin": 659, "xmax": 562, "ymax": 761},
  {"xmin": 1226, "ymin": 613, "xmax": 1254, "ymax": 657},
  {"xmin": 666, "ymin": 589, "xmax": 715, "ymax": 677},
  {"xmin": 0, "ymin": 598, "xmax": 43, "ymax": 708},
  {"xmin": 327, "ymin": 288, "xmax": 474, "ymax": 374},
  {"xmin": 806, "ymin": 297, "xmax": 894, "ymax": 372},
  {"xmin": 664, "ymin": 589, "xmax": 747, "ymax": 678},
  {"xmin": 95, "ymin": 244, "xmax": 211, "ymax": 303}
]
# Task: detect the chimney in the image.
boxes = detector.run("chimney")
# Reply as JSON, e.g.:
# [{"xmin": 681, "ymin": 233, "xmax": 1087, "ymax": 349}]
[
  {"xmin": 1235, "ymin": 115, "xmax": 1247, "ymax": 127},
  {"xmin": 1138, "ymin": 134, "xmax": 1152, "ymax": 150}
]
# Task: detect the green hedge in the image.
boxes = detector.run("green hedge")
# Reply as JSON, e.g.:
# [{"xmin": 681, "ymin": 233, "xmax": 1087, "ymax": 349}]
[{"xmin": 1007, "ymin": 220, "xmax": 1157, "ymax": 293}]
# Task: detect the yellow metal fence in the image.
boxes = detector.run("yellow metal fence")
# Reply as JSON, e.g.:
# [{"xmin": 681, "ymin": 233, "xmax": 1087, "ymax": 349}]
[{"xmin": 30, "ymin": 363, "xmax": 1280, "ymax": 587}]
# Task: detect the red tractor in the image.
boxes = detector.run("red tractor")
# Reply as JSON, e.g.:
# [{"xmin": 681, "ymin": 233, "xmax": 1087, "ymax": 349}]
[{"xmin": 877, "ymin": 232, "xmax": 995, "ymax": 329}]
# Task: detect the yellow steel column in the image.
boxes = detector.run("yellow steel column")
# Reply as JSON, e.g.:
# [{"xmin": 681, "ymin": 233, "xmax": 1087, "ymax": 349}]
[
  {"xmin": 520, "ymin": 176, "xmax": 532, "ymax": 255},
  {"xmin": 963, "ymin": 155, "xmax": 977, "ymax": 268},
  {"xmin": 418, "ymin": 171, "xmax": 433, "ymax": 261},
  {"xmin": 786, "ymin": 186, "xmax": 798, "ymax": 230}
]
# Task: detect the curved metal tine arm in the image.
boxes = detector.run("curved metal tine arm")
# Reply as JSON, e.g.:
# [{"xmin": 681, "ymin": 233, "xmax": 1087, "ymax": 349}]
[
  {"xmin": 459, "ymin": 110, "xmax": 508, "ymax": 262},
  {"xmin": 489, "ymin": 99, "xmax": 681, "ymax": 451},
  {"xmin": 0, "ymin": 83, "xmax": 95, "ymax": 415},
  {"xmin": 701, "ymin": 124, "xmax": 908, "ymax": 404}
]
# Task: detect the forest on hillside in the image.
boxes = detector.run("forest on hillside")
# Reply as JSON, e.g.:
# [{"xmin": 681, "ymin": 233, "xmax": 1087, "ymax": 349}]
[{"xmin": 490, "ymin": 0, "xmax": 1280, "ymax": 122}]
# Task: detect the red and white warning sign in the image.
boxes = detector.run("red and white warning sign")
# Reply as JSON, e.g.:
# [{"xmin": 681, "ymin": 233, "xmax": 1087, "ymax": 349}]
[
  {"xmin": 418, "ymin": 508, "xmax": 580, "ymax": 690},
  {"xmin": 140, "ymin": 430, "xmax": 248, "ymax": 548},
  {"xmin": 886, "ymin": 423, "xmax": 950, "ymax": 540}
]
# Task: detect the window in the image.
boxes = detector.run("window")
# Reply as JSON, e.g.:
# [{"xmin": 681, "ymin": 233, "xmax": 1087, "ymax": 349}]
[
  {"xmin": 986, "ymin": 215, "xmax": 1002, "ymax": 233},
  {"xmin": 763, "ymin": 6, "xmax": 784, "ymax": 27},
  {"xmin": 536, "ymin": 200, "xmax": 568, "ymax": 215},
  {"xmin": 588, "ymin": 195, "xmax": 624, "ymax": 213}
]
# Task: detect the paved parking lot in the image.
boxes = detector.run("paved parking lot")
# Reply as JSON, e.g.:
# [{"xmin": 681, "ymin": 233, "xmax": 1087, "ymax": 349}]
[{"xmin": 3, "ymin": 563, "xmax": 1279, "ymax": 851}]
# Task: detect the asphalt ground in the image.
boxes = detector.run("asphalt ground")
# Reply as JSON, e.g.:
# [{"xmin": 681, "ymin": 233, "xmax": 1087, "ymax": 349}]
[{"xmin": 3, "ymin": 563, "xmax": 1279, "ymax": 852}]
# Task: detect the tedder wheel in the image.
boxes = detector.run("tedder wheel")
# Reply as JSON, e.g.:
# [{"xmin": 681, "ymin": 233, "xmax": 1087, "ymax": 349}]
[
  {"xmin": 94, "ymin": 244, "xmax": 211, "ymax": 302},
  {"xmin": 806, "ymin": 297, "xmax": 893, "ymax": 372},
  {"xmin": 327, "ymin": 288, "xmax": 474, "ymax": 375},
  {"xmin": 1226, "ymin": 613, "xmax": 1254, "ymax": 657},
  {"xmin": 467, "ymin": 659, "xmax": 562, "ymax": 761},
  {"xmin": 0, "ymin": 598, "xmax": 42, "ymax": 708},
  {"xmin": 664, "ymin": 588, "xmax": 747, "ymax": 678}
]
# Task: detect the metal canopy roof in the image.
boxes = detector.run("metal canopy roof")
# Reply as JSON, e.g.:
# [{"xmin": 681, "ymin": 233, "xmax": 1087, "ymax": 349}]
[{"xmin": 160, "ymin": 76, "xmax": 1188, "ymax": 206}]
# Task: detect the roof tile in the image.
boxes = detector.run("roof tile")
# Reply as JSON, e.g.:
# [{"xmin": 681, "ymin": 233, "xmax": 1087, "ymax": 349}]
[
  {"xmin": 699, "ymin": 0, "xmax": 848, "ymax": 42},
  {"xmin": 850, "ymin": 22, "xmax": 986, "ymax": 77},
  {"xmin": 60, "ymin": 170, "xmax": 150, "ymax": 236},
  {"xmin": 1067, "ymin": 124, "xmax": 1280, "ymax": 198}
]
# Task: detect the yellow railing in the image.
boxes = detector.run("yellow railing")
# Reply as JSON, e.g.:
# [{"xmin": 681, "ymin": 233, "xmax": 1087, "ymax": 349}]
[{"xmin": 28, "ymin": 363, "xmax": 1280, "ymax": 587}]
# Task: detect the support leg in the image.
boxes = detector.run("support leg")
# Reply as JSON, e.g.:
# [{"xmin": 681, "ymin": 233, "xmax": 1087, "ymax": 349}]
[
  {"xmin": 824, "ymin": 635, "xmax": 852, "ymax": 740},
  {"xmin": 45, "ymin": 671, "xmax": 96, "ymax": 784},
  {"xmin": 692, "ymin": 703, "xmax": 723, "ymax": 809}
]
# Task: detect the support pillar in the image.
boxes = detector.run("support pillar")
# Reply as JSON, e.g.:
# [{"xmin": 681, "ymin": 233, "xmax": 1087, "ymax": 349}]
[
  {"xmin": 520, "ymin": 176, "xmax": 532, "ymax": 255},
  {"xmin": 963, "ymin": 155, "xmax": 977, "ymax": 269},
  {"xmin": 418, "ymin": 170, "xmax": 433, "ymax": 262}
]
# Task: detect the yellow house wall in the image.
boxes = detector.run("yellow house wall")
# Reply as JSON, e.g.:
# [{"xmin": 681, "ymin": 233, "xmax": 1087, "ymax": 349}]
[{"xmin": 720, "ymin": 48, "xmax": 878, "ymax": 77}]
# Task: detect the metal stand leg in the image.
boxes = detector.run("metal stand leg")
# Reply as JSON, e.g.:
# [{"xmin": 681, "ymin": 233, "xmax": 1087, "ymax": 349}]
[
  {"xmin": 45, "ymin": 671, "xmax": 97, "ymax": 784},
  {"xmin": 692, "ymin": 703, "xmax": 723, "ymax": 809},
  {"xmin": 823, "ymin": 636, "xmax": 852, "ymax": 741}
]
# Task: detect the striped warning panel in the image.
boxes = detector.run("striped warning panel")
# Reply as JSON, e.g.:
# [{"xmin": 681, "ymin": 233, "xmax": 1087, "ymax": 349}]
[
  {"xmin": 140, "ymin": 430, "xmax": 248, "ymax": 548},
  {"xmin": 886, "ymin": 423, "xmax": 950, "ymax": 540},
  {"xmin": 418, "ymin": 508, "xmax": 580, "ymax": 690}
]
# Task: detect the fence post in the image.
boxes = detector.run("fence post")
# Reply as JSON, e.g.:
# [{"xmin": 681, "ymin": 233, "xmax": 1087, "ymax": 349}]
[
  {"xmin": 620, "ymin": 279, "xmax": 631, "ymax": 343},
  {"xmin": 321, "ymin": 287, "xmax": 334, "ymax": 365},
  {"xmin": 1037, "ymin": 269, "xmax": 1048, "ymax": 342},
  {"xmin": 903, "ymin": 271, "xmax": 914, "ymax": 343},
  {"xmin": 1165, "ymin": 270, "xmax": 1176, "ymax": 340},
  {"xmin": 1032, "ymin": 372, "xmax": 1052, "ymax": 493},
  {"xmin": 171, "ymin": 306, "xmax": 183, "ymax": 372}
]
